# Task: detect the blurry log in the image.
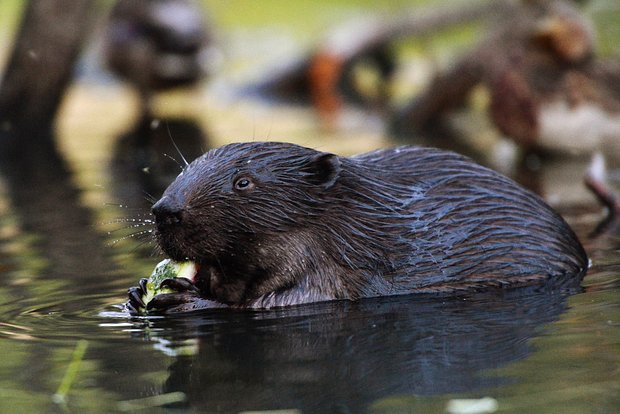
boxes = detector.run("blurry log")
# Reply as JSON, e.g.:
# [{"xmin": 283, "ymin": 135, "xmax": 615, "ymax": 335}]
[
  {"xmin": 390, "ymin": 54, "xmax": 485, "ymax": 135},
  {"xmin": 0, "ymin": 0, "xmax": 96, "ymax": 140},
  {"xmin": 251, "ymin": 0, "xmax": 518, "ymax": 126},
  {"xmin": 390, "ymin": 1, "xmax": 530, "ymax": 136}
]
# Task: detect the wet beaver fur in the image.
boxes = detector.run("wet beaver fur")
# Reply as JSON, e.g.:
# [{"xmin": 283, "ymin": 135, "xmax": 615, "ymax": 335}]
[{"xmin": 128, "ymin": 141, "xmax": 588, "ymax": 313}]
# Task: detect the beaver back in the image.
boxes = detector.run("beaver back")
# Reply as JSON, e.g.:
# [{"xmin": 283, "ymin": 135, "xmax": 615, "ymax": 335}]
[{"xmin": 343, "ymin": 147, "xmax": 587, "ymax": 292}]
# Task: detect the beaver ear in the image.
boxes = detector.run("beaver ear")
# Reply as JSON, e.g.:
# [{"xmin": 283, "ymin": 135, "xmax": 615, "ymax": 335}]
[{"xmin": 303, "ymin": 153, "xmax": 341, "ymax": 189}]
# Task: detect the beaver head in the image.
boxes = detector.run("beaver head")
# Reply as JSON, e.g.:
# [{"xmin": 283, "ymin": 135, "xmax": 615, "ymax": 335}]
[{"xmin": 151, "ymin": 142, "xmax": 358, "ymax": 303}]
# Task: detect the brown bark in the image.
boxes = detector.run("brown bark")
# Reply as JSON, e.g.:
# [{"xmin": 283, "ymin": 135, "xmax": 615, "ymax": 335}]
[
  {"xmin": 0, "ymin": 0, "xmax": 96, "ymax": 139},
  {"xmin": 254, "ymin": 0, "xmax": 517, "ymax": 106},
  {"xmin": 391, "ymin": 55, "xmax": 485, "ymax": 134}
]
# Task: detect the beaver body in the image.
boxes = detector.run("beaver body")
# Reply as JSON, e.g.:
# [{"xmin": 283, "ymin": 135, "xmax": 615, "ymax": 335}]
[{"xmin": 144, "ymin": 142, "xmax": 587, "ymax": 311}]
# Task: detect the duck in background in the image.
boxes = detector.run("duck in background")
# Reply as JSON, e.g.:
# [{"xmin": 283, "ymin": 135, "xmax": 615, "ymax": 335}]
[
  {"xmin": 484, "ymin": 0, "xmax": 620, "ymax": 222},
  {"xmin": 391, "ymin": 0, "xmax": 620, "ymax": 156},
  {"xmin": 390, "ymin": 0, "xmax": 620, "ymax": 223},
  {"xmin": 104, "ymin": 0, "xmax": 213, "ymax": 118},
  {"xmin": 486, "ymin": 0, "xmax": 620, "ymax": 156}
]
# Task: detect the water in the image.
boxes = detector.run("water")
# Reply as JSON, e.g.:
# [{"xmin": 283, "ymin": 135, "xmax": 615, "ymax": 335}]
[
  {"xmin": 1, "ymin": 2, "xmax": 619, "ymax": 413},
  {"xmin": 0, "ymin": 97, "xmax": 618, "ymax": 414}
]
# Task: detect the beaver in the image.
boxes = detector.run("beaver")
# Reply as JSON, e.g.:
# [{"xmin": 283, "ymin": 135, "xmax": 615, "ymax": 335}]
[{"xmin": 127, "ymin": 141, "xmax": 588, "ymax": 313}]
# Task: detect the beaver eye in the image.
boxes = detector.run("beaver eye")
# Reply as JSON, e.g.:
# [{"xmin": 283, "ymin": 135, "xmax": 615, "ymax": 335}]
[{"xmin": 234, "ymin": 177, "xmax": 254, "ymax": 191}]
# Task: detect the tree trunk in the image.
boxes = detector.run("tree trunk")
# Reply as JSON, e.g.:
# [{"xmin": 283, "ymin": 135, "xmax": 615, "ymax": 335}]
[{"xmin": 0, "ymin": 0, "xmax": 96, "ymax": 140}]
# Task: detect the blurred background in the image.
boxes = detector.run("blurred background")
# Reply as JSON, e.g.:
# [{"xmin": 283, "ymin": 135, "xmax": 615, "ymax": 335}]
[
  {"xmin": 2, "ymin": 0, "xmax": 620, "ymax": 208},
  {"xmin": 2, "ymin": 0, "xmax": 620, "ymax": 199}
]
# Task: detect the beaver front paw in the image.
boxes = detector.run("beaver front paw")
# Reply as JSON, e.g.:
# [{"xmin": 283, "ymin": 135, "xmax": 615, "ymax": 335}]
[
  {"xmin": 126, "ymin": 278, "xmax": 148, "ymax": 315},
  {"xmin": 145, "ymin": 277, "xmax": 203, "ymax": 313},
  {"xmin": 125, "ymin": 277, "xmax": 202, "ymax": 315}
]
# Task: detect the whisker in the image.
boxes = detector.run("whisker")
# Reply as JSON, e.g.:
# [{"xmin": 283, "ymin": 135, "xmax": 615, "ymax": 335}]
[
  {"xmin": 102, "ymin": 217, "xmax": 155, "ymax": 227},
  {"xmin": 103, "ymin": 202, "xmax": 149, "ymax": 212},
  {"xmin": 166, "ymin": 121, "xmax": 189, "ymax": 167},
  {"xmin": 107, "ymin": 228, "xmax": 154, "ymax": 248},
  {"xmin": 106, "ymin": 222, "xmax": 154, "ymax": 236},
  {"xmin": 148, "ymin": 242, "xmax": 163, "ymax": 258},
  {"xmin": 142, "ymin": 191, "xmax": 158, "ymax": 204},
  {"xmin": 128, "ymin": 236, "xmax": 158, "ymax": 255},
  {"xmin": 163, "ymin": 153, "xmax": 185, "ymax": 171}
]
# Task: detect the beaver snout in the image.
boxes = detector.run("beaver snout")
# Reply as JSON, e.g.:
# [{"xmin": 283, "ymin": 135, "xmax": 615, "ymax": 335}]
[
  {"xmin": 152, "ymin": 196, "xmax": 185, "ymax": 229},
  {"xmin": 151, "ymin": 195, "xmax": 194, "ymax": 261}
]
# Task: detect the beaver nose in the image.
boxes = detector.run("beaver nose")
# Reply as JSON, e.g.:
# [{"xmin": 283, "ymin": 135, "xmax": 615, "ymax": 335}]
[{"xmin": 152, "ymin": 196, "xmax": 184, "ymax": 227}]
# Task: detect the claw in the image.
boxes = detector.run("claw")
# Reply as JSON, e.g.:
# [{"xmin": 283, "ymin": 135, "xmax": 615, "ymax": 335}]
[
  {"xmin": 126, "ymin": 275, "xmax": 203, "ymax": 315},
  {"xmin": 160, "ymin": 277, "xmax": 198, "ymax": 292},
  {"xmin": 126, "ymin": 285, "xmax": 147, "ymax": 315},
  {"xmin": 138, "ymin": 277, "xmax": 149, "ymax": 293},
  {"xmin": 127, "ymin": 286, "xmax": 146, "ymax": 308},
  {"xmin": 146, "ymin": 292, "xmax": 197, "ymax": 312},
  {"xmin": 125, "ymin": 300, "xmax": 141, "ymax": 315}
]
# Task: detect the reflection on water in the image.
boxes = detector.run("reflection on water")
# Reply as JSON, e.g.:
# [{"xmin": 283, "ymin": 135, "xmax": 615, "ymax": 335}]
[
  {"xmin": 0, "ymin": 132, "xmax": 120, "ymax": 305},
  {"xmin": 118, "ymin": 287, "xmax": 576, "ymax": 413},
  {"xmin": 112, "ymin": 115, "xmax": 210, "ymax": 206}
]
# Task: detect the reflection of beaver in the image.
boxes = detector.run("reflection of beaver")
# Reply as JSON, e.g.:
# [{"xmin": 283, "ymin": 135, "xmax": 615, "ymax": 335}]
[{"xmin": 128, "ymin": 142, "xmax": 587, "ymax": 313}]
